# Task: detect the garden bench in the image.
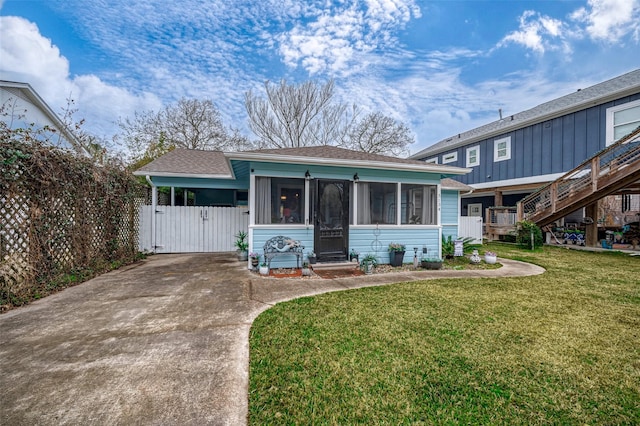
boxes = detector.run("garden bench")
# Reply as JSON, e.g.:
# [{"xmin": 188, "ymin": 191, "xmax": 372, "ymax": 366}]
[{"xmin": 263, "ymin": 236, "xmax": 305, "ymax": 269}]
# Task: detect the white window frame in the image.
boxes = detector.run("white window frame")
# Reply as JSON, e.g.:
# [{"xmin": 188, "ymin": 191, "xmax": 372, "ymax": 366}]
[
  {"xmin": 606, "ymin": 99, "xmax": 640, "ymax": 146},
  {"xmin": 425, "ymin": 157, "xmax": 438, "ymax": 164},
  {"xmin": 442, "ymin": 151, "xmax": 458, "ymax": 164},
  {"xmin": 493, "ymin": 136, "xmax": 511, "ymax": 162},
  {"xmin": 466, "ymin": 145, "xmax": 480, "ymax": 167}
]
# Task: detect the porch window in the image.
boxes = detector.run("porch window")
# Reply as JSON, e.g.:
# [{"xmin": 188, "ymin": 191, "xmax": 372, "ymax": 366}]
[
  {"xmin": 356, "ymin": 182, "xmax": 397, "ymax": 224},
  {"xmin": 400, "ymin": 184, "xmax": 437, "ymax": 225},
  {"xmin": 255, "ymin": 177, "xmax": 305, "ymax": 224},
  {"xmin": 606, "ymin": 99, "xmax": 640, "ymax": 145}
]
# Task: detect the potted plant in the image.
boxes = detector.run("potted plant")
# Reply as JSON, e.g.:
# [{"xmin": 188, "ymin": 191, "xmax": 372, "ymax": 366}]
[
  {"xmin": 441, "ymin": 235, "xmax": 455, "ymax": 259},
  {"xmin": 388, "ymin": 243, "xmax": 405, "ymax": 267},
  {"xmin": 301, "ymin": 261, "xmax": 311, "ymax": 276},
  {"xmin": 349, "ymin": 249, "xmax": 359, "ymax": 263},
  {"xmin": 360, "ymin": 253, "xmax": 378, "ymax": 274},
  {"xmin": 234, "ymin": 231, "xmax": 249, "ymax": 260},
  {"xmin": 307, "ymin": 251, "xmax": 317, "ymax": 264},
  {"xmin": 421, "ymin": 257, "xmax": 443, "ymax": 270},
  {"xmin": 249, "ymin": 252, "xmax": 260, "ymax": 269},
  {"xmin": 470, "ymin": 249, "xmax": 481, "ymax": 264},
  {"xmin": 484, "ymin": 251, "xmax": 497, "ymax": 264},
  {"xmin": 259, "ymin": 261, "xmax": 269, "ymax": 276}
]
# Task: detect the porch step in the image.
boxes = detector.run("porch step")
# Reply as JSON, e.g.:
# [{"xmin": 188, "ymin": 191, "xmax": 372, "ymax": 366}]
[{"xmin": 311, "ymin": 261, "xmax": 359, "ymax": 271}]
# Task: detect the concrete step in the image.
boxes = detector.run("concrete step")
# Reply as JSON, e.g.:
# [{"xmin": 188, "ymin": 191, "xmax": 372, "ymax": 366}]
[{"xmin": 310, "ymin": 261, "xmax": 360, "ymax": 271}]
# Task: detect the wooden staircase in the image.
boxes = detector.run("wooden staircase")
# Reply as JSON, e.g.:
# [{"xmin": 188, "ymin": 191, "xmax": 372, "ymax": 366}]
[{"xmin": 517, "ymin": 127, "xmax": 640, "ymax": 227}]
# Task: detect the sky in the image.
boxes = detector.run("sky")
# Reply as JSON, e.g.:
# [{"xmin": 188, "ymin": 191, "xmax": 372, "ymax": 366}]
[{"xmin": 1, "ymin": 0, "xmax": 639, "ymax": 155}]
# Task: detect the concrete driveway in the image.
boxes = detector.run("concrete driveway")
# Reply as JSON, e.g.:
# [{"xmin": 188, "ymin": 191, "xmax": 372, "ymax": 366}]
[{"xmin": 0, "ymin": 253, "xmax": 544, "ymax": 425}]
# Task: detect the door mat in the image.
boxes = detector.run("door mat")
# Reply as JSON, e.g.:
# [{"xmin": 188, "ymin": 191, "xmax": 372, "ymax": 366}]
[
  {"xmin": 313, "ymin": 268, "xmax": 365, "ymax": 279},
  {"xmin": 270, "ymin": 268, "xmax": 303, "ymax": 278}
]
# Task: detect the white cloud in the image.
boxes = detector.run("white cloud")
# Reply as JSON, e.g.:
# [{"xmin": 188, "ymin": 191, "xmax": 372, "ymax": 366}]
[
  {"xmin": 276, "ymin": 0, "xmax": 420, "ymax": 75},
  {"xmin": 0, "ymin": 15, "xmax": 162, "ymax": 138},
  {"xmin": 498, "ymin": 10, "xmax": 569, "ymax": 54},
  {"xmin": 570, "ymin": 0, "xmax": 640, "ymax": 42}
]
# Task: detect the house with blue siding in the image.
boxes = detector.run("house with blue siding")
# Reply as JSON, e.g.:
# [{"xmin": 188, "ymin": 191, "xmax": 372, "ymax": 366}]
[
  {"xmin": 410, "ymin": 69, "xmax": 640, "ymax": 241},
  {"xmin": 135, "ymin": 146, "xmax": 471, "ymax": 267}
]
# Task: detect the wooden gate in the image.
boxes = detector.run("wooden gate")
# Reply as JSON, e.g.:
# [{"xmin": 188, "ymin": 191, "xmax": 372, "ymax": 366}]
[
  {"xmin": 459, "ymin": 216, "xmax": 483, "ymax": 244},
  {"xmin": 139, "ymin": 206, "xmax": 249, "ymax": 253}
]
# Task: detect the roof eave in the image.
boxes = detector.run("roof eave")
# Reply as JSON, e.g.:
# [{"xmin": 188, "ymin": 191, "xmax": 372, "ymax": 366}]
[
  {"xmin": 412, "ymin": 83, "xmax": 640, "ymax": 158},
  {"xmin": 133, "ymin": 171, "xmax": 235, "ymax": 179},
  {"xmin": 225, "ymin": 152, "xmax": 471, "ymax": 175}
]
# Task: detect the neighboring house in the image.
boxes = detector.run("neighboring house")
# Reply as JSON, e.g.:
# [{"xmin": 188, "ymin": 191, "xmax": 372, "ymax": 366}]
[
  {"xmin": 0, "ymin": 80, "xmax": 82, "ymax": 153},
  {"xmin": 410, "ymin": 69, "xmax": 640, "ymax": 241},
  {"xmin": 134, "ymin": 146, "xmax": 473, "ymax": 266}
]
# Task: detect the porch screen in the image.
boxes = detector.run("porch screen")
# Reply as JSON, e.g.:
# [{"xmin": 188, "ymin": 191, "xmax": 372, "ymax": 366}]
[
  {"xmin": 356, "ymin": 182, "xmax": 397, "ymax": 225},
  {"xmin": 255, "ymin": 177, "xmax": 305, "ymax": 224},
  {"xmin": 400, "ymin": 184, "xmax": 437, "ymax": 225}
]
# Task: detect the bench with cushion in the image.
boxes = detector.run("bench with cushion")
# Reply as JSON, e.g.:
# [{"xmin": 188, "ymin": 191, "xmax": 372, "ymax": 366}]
[{"xmin": 263, "ymin": 236, "xmax": 305, "ymax": 269}]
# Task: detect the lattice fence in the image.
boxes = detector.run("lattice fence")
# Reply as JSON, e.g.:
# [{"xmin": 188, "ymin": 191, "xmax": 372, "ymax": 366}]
[{"xmin": 1, "ymin": 140, "xmax": 145, "ymax": 311}]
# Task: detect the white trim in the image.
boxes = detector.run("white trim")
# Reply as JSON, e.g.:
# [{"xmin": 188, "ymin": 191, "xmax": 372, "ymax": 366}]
[
  {"xmin": 493, "ymin": 136, "xmax": 511, "ymax": 162},
  {"xmin": 606, "ymin": 98, "xmax": 640, "ymax": 146},
  {"xmin": 225, "ymin": 151, "xmax": 470, "ymax": 175},
  {"xmin": 466, "ymin": 145, "xmax": 480, "ymax": 167},
  {"xmin": 425, "ymin": 157, "xmax": 438, "ymax": 164},
  {"xmin": 442, "ymin": 151, "xmax": 458, "ymax": 164},
  {"xmin": 132, "ymin": 170, "xmax": 234, "ymax": 179},
  {"xmin": 468, "ymin": 172, "xmax": 565, "ymax": 190}
]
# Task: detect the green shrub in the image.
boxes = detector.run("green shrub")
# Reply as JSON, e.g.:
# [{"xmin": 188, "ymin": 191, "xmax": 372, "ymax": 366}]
[{"xmin": 516, "ymin": 220, "xmax": 543, "ymax": 249}]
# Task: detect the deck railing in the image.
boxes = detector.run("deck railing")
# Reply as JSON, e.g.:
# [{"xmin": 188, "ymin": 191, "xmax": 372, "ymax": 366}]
[{"xmin": 518, "ymin": 126, "xmax": 640, "ymax": 226}]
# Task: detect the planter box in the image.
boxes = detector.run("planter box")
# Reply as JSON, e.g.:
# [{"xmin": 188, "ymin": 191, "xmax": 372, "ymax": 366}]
[{"xmin": 421, "ymin": 261, "xmax": 442, "ymax": 270}]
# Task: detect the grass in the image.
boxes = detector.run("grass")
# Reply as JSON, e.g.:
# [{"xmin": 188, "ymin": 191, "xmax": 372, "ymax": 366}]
[{"xmin": 249, "ymin": 244, "xmax": 640, "ymax": 424}]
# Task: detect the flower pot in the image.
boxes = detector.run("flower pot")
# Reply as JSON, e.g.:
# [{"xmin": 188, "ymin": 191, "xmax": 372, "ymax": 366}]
[
  {"xmin": 237, "ymin": 250, "xmax": 248, "ymax": 261},
  {"xmin": 470, "ymin": 250, "xmax": 481, "ymax": 264},
  {"xmin": 362, "ymin": 261, "xmax": 374, "ymax": 275},
  {"xmin": 259, "ymin": 266, "xmax": 269, "ymax": 276},
  {"xmin": 302, "ymin": 267, "xmax": 311, "ymax": 276},
  {"xmin": 484, "ymin": 255, "xmax": 497, "ymax": 264},
  {"xmin": 308, "ymin": 256, "xmax": 317, "ymax": 264},
  {"xmin": 389, "ymin": 251, "xmax": 405, "ymax": 267}
]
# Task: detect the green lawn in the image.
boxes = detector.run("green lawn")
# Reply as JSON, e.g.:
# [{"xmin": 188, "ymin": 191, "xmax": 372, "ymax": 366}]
[{"xmin": 249, "ymin": 244, "xmax": 640, "ymax": 424}]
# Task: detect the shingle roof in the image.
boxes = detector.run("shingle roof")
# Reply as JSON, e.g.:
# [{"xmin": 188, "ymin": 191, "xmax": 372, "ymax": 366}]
[
  {"xmin": 243, "ymin": 145, "xmax": 434, "ymax": 166},
  {"xmin": 410, "ymin": 68, "xmax": 640, "ymax": 159},
  {"xmin": 135, "ymin": 145, "xmax": 470, "ymax": 177},
  {"xmin": 134, "ymin": 148, "xmax": 231, "ymax": 177},
  {"xmin": 441, "ymin": 178, "xmax": 473, "ymax": 192}
]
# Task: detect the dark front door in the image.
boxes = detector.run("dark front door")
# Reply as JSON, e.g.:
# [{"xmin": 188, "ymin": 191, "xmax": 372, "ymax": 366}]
[{"xmin": 314, "ymin": 180, "xmax": 350, "ymax": 262}]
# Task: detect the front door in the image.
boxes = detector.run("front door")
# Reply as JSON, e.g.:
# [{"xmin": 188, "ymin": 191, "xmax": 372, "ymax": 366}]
[{"xmin": 314, "ymin": 180, "xmax": 350, "ymax": 262}]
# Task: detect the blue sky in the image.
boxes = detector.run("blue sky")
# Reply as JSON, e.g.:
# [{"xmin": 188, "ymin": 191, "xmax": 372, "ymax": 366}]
[{"xmin": 1, "ymin": 0, "xmax": 639, "ymax": 155}]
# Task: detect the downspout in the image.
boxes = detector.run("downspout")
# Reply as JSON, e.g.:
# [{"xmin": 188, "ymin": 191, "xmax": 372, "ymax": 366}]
[{"xmin": 146, "ymin": 175, "xmax": 157, "ymax": 253}]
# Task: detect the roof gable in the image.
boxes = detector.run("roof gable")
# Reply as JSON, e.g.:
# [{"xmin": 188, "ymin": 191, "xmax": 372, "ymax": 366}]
[{"xmin": 134, "ymin": 148, "xmax": 232, "ymax": 177}]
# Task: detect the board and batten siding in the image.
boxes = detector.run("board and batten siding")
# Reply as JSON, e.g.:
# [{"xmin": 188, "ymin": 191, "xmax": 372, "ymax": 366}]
[{"xmin": 431, "ymin": 93, "xmax": 640, "ymax": 186}]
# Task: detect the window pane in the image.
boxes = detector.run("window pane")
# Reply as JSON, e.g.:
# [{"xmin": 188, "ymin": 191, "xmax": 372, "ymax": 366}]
[
  {"xmin": 614, "ymin": 105, "xmax": 640, "ymax": 125},
  {"xmin": 614, "ymin": 121, "xmax": 640, "ymax": 140},
  {"xmin": 256, "ymin": 177, "xmax": 305, "ymax": 224},
  {"xmin": 401, "ymin": 184, "xmax": 437, "ymax": 225},
  {"xmin": 357, "ymin": 182, "xmax": 396, "ymax": 224}
]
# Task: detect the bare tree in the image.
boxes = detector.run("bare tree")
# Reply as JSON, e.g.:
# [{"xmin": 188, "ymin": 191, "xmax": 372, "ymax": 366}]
[
  {"xmin": 343, "ymin": 112, "xmax": 413, "ymax": 156},
  {"xmin": 118, "ymin": 98, "xmax": 251, "ymax": 164},
  {"xmin": 245, "ymin": 79, "xmax": 355, "ymax": 148},
  {"xmin": 245, "ymin": 79, "xmax": 413, "ymax": 156}
]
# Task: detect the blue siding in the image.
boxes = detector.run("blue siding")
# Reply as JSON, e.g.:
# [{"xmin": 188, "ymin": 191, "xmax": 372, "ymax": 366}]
[
  {"xmin": 251, "ymin": 227, "xmax": 314, "ymax": 268},
  {"xmin": 431, "ymin": 93, "xmax": 640, "ymax": 185},
  {"xmin": 442, "ymin": 225, "xmax": 458, "ymax": 240},
  {"xmin": 441, "ymin": 190, "xmax": 459, "ymax": 224},
  {"xmin": 349, "ymin": 227, "xmax": 440, "ymax": 264}
]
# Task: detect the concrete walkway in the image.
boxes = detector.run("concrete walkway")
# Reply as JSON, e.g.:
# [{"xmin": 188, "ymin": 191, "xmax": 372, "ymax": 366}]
[{"xmin": 0, "ymin": 254, "xmax": 544, "ymax": 425}]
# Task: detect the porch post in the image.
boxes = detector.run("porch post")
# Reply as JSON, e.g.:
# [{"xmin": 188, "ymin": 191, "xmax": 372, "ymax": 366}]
[
  {"xmin": 170, "ymin": 187, "xmax": 175, "ymax": 206},
  {"xmin": 585, "ymin": 201, "xmax": 599, "ymax": 247},
  {"xmin": 494, "ymin": 190, "xmax": 503, "ymax": 207}
]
